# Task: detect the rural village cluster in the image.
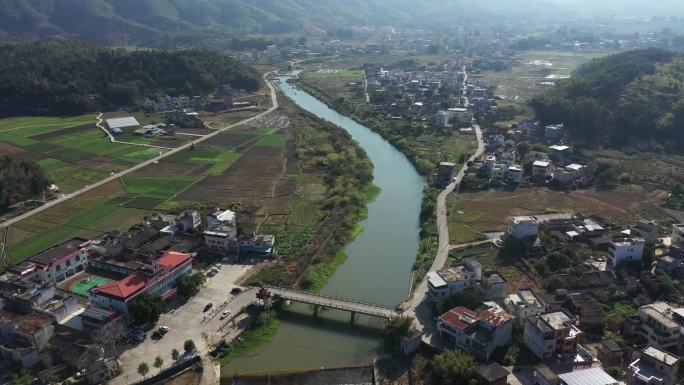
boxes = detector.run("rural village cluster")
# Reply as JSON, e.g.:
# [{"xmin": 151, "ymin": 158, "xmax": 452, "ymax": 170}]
[{"xmin": 1, "ymin": 22, "xmax": 684, "ymax": 385}]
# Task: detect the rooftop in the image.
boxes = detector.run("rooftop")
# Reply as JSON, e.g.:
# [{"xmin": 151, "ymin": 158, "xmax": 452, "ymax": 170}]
[
  {"xmin": 211, "ymin": 209, "xmax": 236, "ymax": 223},
  {"xmin": 540, "ymin": 310, "xmax": 574, "ymax": 330},
  {"xmin": 106, "ymin": 117, "xmax": 140, "ymax": 129},
  {"xmin": 642, "ymin": 346, "xmax": 679, "ymax": 366},
  {"xmin": 549, "ymin": 144, "xmax": 570, "ymax": 151},
  {"xmin": 29, "ymin": 237, "xmax": 89, "ymax": 266},
  {"xmin": 533, "ymin": 160, "xmax": 550, "ymax": 168},
  {"xmin": 0, "ymin": 309, "xmax": 52, "ymax": 335},
  {"xmin": 558, "ymin": 368, "xmax": 617, "ymax": 385},
  {"xmin": 440, "ymin": 306, "xmax": 479, "ymax": 330},
  {"xmin": 427, "ymin": 271, "xmax": 447, "ymax": 288},
  {"xmin": 475, "ymin": 363, "xmax": 509, "ymax": 382}
]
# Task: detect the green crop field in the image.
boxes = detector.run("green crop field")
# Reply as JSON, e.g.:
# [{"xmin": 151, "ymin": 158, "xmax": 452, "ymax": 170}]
[
  {"xmin": 0, "ymin": 115, "xmax": 94, "ymax": 133},
  {"xmin": 336, "ymin": 70, "xmax": 364, "ymax": 78},
  {"xmin": 256, "ymin": 134, "xmax": 286, "ymax": 147}
]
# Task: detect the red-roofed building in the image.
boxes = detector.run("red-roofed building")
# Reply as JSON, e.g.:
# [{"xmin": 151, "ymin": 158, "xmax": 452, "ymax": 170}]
[
  {"xmin": 88, "ymin": 251, "xmax": 192, "ymax": 317},
  {"xmin": 438, "ymin": 305, "xmax": 514, "ymax": 361}
]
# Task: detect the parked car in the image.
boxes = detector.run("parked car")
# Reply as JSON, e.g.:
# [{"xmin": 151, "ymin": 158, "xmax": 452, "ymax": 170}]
[
  {"xmin": 220, "ymin": 309, "xmax": 231, "ymax": 320},
  {"xmin": 75, "ymin": 369, "xmax": 86, "ymax": 379},
  {"xmin": 213, "ymin": 263, "xmax": 222, "ymax": 270},
  {"xmin": 230, "ymin": 287, "xmax": 242, "ymax": 295},
  {"xmin": 158, "ymin": 325, "xmax": 170, "ymax": 334},
  {"xmin": 204, "ymin": 303, "xmax": 213, "ymax": 312}
]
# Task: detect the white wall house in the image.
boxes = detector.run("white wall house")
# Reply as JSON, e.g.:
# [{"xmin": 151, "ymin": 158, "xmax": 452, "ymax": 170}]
[
  {"xmin": 508, "ymin": 216, "xmax": 539, "ymax": 240},
  {"xmin": 504, "ymin": 288, "xmax": 546, "ymax": 324},
  {"xmin": 608, "ymin": 237, "xmax": 645, "ymax": 269}
]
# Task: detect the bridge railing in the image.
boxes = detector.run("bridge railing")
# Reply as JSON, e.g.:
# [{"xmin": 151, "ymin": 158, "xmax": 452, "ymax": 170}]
[{"xmin": 259, "ymin": 285, "xmax": 400, "ymax": 313}]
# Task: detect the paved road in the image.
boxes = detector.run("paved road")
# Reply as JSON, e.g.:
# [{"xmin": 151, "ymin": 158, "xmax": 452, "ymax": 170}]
[{"xmin": 0, "ymin": 72, "xmax": 279, "ymax": 229}]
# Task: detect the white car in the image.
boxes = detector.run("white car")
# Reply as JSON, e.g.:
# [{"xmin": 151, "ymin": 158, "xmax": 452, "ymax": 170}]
[
  {"xmin": 220, "ymin": 310, "xmax": 231, "ymax": 320},
  {"xmin": 159, "ymin": 325, "xmax": 170, "ymax": 333}
]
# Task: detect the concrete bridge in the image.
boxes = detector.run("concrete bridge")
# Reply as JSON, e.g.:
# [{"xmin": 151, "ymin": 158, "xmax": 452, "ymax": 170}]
[{"xmin": 262, "ymin": 286, "xmax": 401, "ymax": 322}]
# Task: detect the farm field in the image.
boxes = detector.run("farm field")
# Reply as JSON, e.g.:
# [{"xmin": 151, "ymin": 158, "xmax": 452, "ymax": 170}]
[
  {"xmin": 300, "ymin": 70, "xmax": 364, "ymax": 100},
  {"xmin": 473, "ymin": 50, "xmax": 610, "ymax": 105},
  {"xmin": 447, "ymin": 187, "xmax": 668, "ymax": 244},
  {"xmin": 0, "ymin": 114, "xmax": 163, "ymax": 195}
]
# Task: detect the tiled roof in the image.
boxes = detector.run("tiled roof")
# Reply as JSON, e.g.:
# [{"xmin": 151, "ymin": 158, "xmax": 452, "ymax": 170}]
[
  {"xmin": 95, "ymin": 272, "xmax": 148, "ymax": 300},
  {"xmin": 156, "ymin": 251, "xmax": 191, "ymax": 269},
  {"xmin": 440, "ymin": 306, "xmax": 479, "ymax": 330}
]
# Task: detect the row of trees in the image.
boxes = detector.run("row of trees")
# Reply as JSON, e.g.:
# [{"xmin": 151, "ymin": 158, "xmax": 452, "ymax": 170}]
[
  {"xmin": 0, "ymin": 156, "xmax": 49, "ymax": 208},
  {"xmin": 0, "ymin": 40, "xmax": 262, "ymax": 116},
  {"xmin": 136, "ymin": 340, "xmax": 196, "ymax": 378}
]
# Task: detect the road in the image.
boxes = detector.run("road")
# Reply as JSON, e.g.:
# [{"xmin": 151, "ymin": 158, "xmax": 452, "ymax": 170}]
[
  {"xmin": 94, "ymin": 112, "xmax": 173, "ymax": 150},
  {"xmin": 402, "ymin": 66, "xmax": 485, "ymax": 344},
  {"xmin": 0, "ymin": 71, "xmax": 279, "ymax": 229}
]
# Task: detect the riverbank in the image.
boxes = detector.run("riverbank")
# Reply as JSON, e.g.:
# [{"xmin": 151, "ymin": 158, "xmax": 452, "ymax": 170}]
[{"xmin": 221, "ymin": 76, "xmax": 423, "ymax": 374}]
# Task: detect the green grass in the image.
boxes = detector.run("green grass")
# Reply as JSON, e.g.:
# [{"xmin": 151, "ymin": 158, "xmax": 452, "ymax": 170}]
[
  {"xmin": 336, "ymin": 70, "xmax": 364, "ymax": 78},
  {"xmin": 301, "ymin": 250, "xmax": 349, "ymax": 293},
  {"xmin": 122, "ymin": 176, "xmax": 199, "ymax": 200},
  {"xmin": 206, "ymin": 152, "xmax": 240, "ymax": 175},
  {"xmin": 0, "ymin": 114, "xmax": 94, "ymax": 134},
  {"xmin": 218, "ymin": 311, "xmax": 281, "ymax": 366},
  {"xmin": 60, "ymin": 273, "xmax": 112, "ymax": 296},
  {"xmin": 8, "ymin": 204, "xmax": 120, "ymax": 262},
  {"xmin": 256, "ymin": 134, "xmax": 286, "ymax": 147}
]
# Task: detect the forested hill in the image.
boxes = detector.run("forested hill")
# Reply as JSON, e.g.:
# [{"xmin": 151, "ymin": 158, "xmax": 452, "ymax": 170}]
[
  {"xmin": 0, "ymin": 41, "xmax": 261, "ymax": 116},
  {"xmin": 1, "ymin": 0, "xmax": 559, "ymax": 45},
  {"xmin": 530, "ymin": 49, "xmax": 684, "ymax": 150}
]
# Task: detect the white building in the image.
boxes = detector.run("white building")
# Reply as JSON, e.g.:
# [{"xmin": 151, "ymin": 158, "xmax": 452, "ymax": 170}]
[
  {"xmin": 627, "ymin": 346, "xmax": 680, "ymax": 385},
  {"xmin": 207, "ymin": 208, "xmax": 236, "ymax": 228},
  {"xmin": 504, "ymin": 288, "xmax": 546, "ymax": 324},
  {"xmin": 483, "ymin": 155, "xmax": 496, "ymax": 170},
  {"xmin": 608, "ymin": 237, "xmax": 645, "ymax": 269},
  {"xmin": 427, "ymin": 260, "xmax": 482, "ymax": 301},
  {"xmin": 204, "ymin": 208, "xmax": 238, "ymax": 253},
  {"xmin": 532, "ymin": 160, "xmax": 553, "ymax": 180},
  {"xmin": 508, "ymin": 216, "xmax": 539, "ymax": 240},
  {"xmin": 28, "ymin": 238, "xmax": 90, "ymax": 283}
]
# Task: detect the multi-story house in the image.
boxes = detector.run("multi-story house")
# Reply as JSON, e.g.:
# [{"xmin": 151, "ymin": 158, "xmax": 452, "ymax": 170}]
[
  {"xmin": 437, "ymin": 306, "xmax": 514, "ymax": 361},
  {"xmin": 427, "ymin": 259, "xmax": 482, "ymax": 301},
  {"xmin": 28, "ymin": 238, "xmax": 90, "ymax": 283},
  {"xmin": 504, "ymin": 288, "xmax": 546, "ymax": 325},
  {"xmin": 608, "ymin": 237, "xmax": 645, "ymax": 270},
  {"xmin": 0, "ymin": 309, "xmax": 54, "ymax": 367},
  {"xmin": 523, "ymin": 310, "xmax": 581, "ymax": 361},
  {"xmin": 508, "ymin": 216, "xmax": 539, "ymax": 240},
  {"xmin": 480, "ymin": 271, "xmax": 508, "ymax": 300},
  {"xmin": 625, "ymin": 302, "xmax": 683, "ymax": 353},
  {"xmin": 204, "ymin": 209, "xmax": 238, "ymax": 253},
  {"xmin": 627, "ymin": 346, "xmax": 680, "ymax": 385}
]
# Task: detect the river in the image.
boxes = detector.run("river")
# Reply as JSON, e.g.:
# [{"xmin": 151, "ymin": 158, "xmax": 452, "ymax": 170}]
[{"xmin": 222, "ymin": 77, "xmax": 424, "ymax": 374}]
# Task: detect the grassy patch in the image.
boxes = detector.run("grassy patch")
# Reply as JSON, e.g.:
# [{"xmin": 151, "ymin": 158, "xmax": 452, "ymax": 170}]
[
  {"xmin": 256, "ymin": 134, "xmax": 287, "ymax": 147},
  {"xmin": 301, "ymin": 251, "xmax": 349, "ymax": 293},
  {"xmin": 218, "ymin": 310, "xmax": 281, "ymax": 366},
  {"xmin": 206, "ymin": 152, "xmax": 240, "ymax": 176},
  {"xmin": 0, "ymin": 115, "xmax": 94, "ymax": 134},
  {"xmin": 336, "ymin": 70, "xmax": 364, "ymax": 78}
]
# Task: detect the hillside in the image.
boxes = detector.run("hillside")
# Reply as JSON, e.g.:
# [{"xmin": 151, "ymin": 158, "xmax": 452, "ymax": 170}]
[
  {"xmin": 0, "ymin": 40, "xmax": 261, "ymax": 116},
  {"xmin": 530, "ymin": 49, "xmax": 684, "ymax": 150},
  {"xmin": 0, "ymin": 0, "xmax": 561, "ymax": 45}
]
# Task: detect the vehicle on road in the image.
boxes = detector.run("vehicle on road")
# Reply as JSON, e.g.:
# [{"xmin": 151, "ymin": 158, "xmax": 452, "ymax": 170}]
[
  {"xmin": 220, "ymin": 309, "xmax": 231, "ymax": 320},
  {"xmin": 230, "ymin": 287, "xmax": 242, "ymax": 295},
  {"xmin": 204, "ymin": 303, "xmax": 213, "ymax": 312},
  {"xmin": 158, "ymin": 325, "xmax": 169, "ymax": 334},
  {"xmin": 213, "ymin": 263, "xmax": 222, "ymax": 270}
]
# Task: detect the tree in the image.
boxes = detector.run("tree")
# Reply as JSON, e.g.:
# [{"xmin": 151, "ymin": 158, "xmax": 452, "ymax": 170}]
[
  {"xmin": 546, "ymin": 251, "xmax": 571, "ymax": 271},
  {"xmin": 128, "ymin": 294, "xmax": 166, "ymax": 325},
  {"xmin": 153, "ymin": 356, "xmax": 164, "ymax": 371},
  {"xmin": 8, "ymin": 370, "xmax": 33, "ymax": 385},
  {"xmin": 432, "ymin": 350, "xmax": 475, "ymax": 385},
  {"xmin": 0, "ymin": 156, "xmax": 49, "ymax": 207},
  {"xmin": 184, "ymin": 339, "xmax": 196, "ymax": 353},
  {"xmin": 502, "ymin": 235, "xmax": 526, "ymax": 259},
  {"xmin": 177, "ymin": 272, "xmax": 206, "ymax": 297},
  {"xmin": 171, "ymin": 348, "xmax": 180, "ymax": 361},
  {"xmin": 137, "ymin": 362, "xmax": 149, "ymax": 378},
  {"xmin": 383, "ymin": 316, "xmax": 415, "ymax": 351}
]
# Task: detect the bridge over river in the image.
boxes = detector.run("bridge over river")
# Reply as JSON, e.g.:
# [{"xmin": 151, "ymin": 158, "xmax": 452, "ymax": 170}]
[{"xmin": 262, "ymin": 286, "xmax": 401, "ymax": 321}]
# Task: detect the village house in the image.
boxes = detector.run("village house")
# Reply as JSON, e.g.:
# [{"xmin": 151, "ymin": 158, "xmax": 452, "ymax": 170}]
[
  {"xmin": 427, "ymin": 259, "xmax": 482, "ymax": 301},
  {"xmin": 544, "ymin": 124, "xmax": 565, "ymax": 142},
  {"xmin": 0, "ymin": 273, "xmax": 79, "ymax": 323},
  {"xmin": 27, "ymin": 238, "xmax": 91, "ymax": 283},
  {"xmin": 507, "ymin": 164, "xmax": 524, "ymax": 184},
  {"xmin": 631, "ymin": 219, "xmax": 659, "ymax": 245},
  {"xmin": 524, "ymin": 150, "xmax": 549, "ymax": 163},
  {"xmin": 564, "ymin": 293, "xmax": 605, "ymax": 335},
  {"xmin": 597, "ymin": 339, "xmax": 627, "ymax": 368},
  {"xmin": 624, "ymin": 302, "xmax": 684, "ymax": 354},
  {"xmin": 532, "ymin": 160, "xmax": 553, "ymax": 181},
  {"xmin": 523, "ymin": 310, "xmax": 581, "ymax": 361},
  {"xmin": 672, "ymin": 224, "xmax": 684, "ymax": 247},
  {"xmin": 508, "ymin": 216, "xmax": 539, "ymax": 240},
  {"xmin": 204, "ymin": 208, "xmax": 238, "ymax": 253},
  {"xmin": 533, "ymin": 366, "xmax": 559, "ymax": 385},
  {"xmin": 548, "ymin": 144, "xmax": 571, "ymax": 162},
  {"xmin": 627, "ymin": 346, "xmax": 680, "ymax": 385},
  {"xmin": 553, "ymin": 163, "xmax": 586, "ymax": 185},
  {"xmin": 436, "ymin": 162, "xmax": 457, "ymax": 188},
  {"xmin": 437, "ymin": 306, "xmax": 514, "ymax": 361},
  {"xmin": 504, "ymin": 288, "xmax": 546, "ymax": 325},
  {"xmin": 480, "ymin": 271, "xmax": 508, "ymax": 300},
  {"xmin": 0, "ymin": 308, "xmax": 54, "ymax": 367},
  {"xmin": 239, "ymin": 234, "xmax": 276, "ymax": 255},
  {"xmin": 608, "ymin": 237, "xmax": 645, "ymax": 270},
  {"xmin": 474, "ymin": 363, "xmax": 509, "ymax": 385}
]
